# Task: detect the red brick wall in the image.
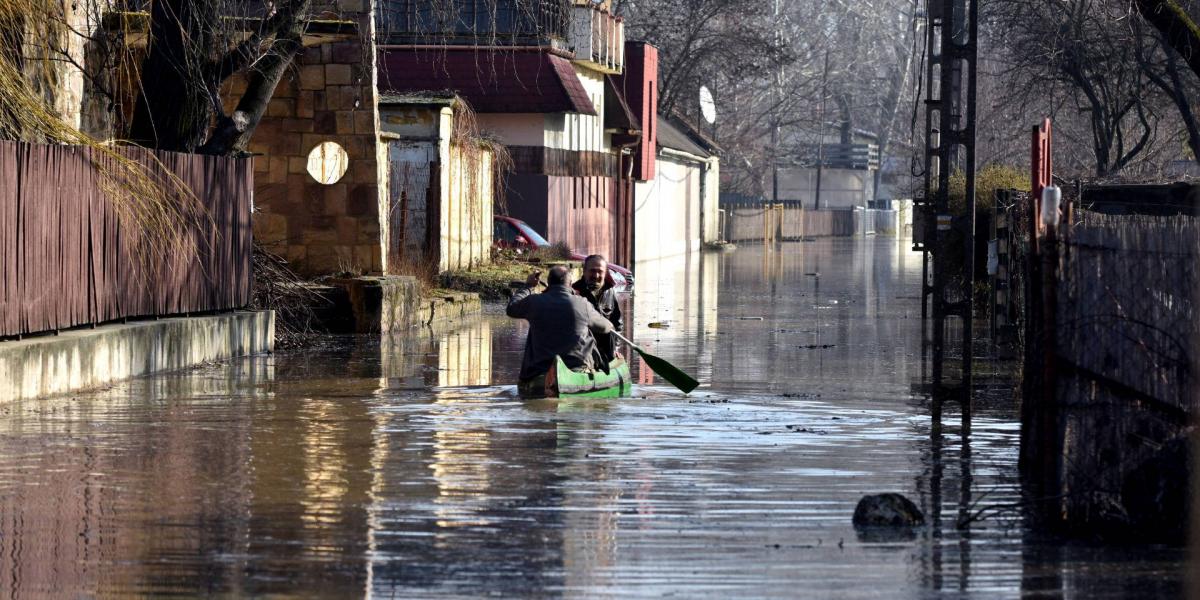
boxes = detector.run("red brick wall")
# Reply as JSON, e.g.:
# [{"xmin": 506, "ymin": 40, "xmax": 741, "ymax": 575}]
[{"xmin": 617, "ymin": 42, "xmax": 658, "ymax": 182}]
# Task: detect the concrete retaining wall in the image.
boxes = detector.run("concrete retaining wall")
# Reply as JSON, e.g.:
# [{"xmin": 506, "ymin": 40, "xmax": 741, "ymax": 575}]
[
  {"xmin": 324, "ymin": 276, "xmax": 482, "ymax": 333},
  {"xmin": 0, "ymin": 311, "xmax": 274, "ymax": 403}
]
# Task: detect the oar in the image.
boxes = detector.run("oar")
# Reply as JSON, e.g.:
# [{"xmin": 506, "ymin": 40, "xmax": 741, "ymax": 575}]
[{"xmin": 612, "ymin": 331, "xmax": 699, "ymax": 394}]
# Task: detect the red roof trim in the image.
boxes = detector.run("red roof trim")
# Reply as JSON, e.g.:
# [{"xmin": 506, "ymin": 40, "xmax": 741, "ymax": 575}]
[{"xmin": 378, "ymin": 49, "xmax": 597, "ymax": 116}]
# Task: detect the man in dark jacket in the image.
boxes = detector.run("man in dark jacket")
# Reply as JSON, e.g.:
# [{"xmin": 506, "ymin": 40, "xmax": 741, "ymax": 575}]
[
  {"xmin": 572, "ymin": 254, "xmax": 622, "ymax": 362},
  {"xmin": 507, "ymin": 265, "xmax": 614, "ymax": 394}
]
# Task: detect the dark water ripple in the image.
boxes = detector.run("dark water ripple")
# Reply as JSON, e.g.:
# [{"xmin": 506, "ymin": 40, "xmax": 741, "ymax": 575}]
[{"xmin": 0, "ymin": 239, "xmax": 1184, "ymax": 598}]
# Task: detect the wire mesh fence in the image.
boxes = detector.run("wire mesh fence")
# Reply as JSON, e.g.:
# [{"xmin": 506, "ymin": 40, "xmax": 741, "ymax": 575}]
[
  {"xmin": 1012, "ymin": 199, "xmax": 1198, "ymax": 539},
  {"xmin": 1056, "ymin": 211, "xmax": 1199, "ymax": 418}
]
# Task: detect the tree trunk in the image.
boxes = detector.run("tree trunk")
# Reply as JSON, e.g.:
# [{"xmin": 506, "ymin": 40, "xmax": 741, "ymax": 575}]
[
  {"xmin": 1135, "ymin": 0, "xmax": 1200, "ymax": 81},
  {"xmin": 1164, "ymin": 45, "xmax": 1200, "ymax": 165},
  {"xmin": 200, "ymin": 29, "xmax": 304, "ymax": 154},
  {"xmin": 127, "ymin": 0, "xmax": 218, "ymax": 152}
]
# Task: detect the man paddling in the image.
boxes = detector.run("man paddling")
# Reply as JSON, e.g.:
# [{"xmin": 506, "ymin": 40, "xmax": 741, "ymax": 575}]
[
  {"xmin": 507, "ymin": 265, "xmax": 614, "ymax": 397},
  {"xmin": 572, "ymin": 254, "xmax": 622, "ymax": 362}
]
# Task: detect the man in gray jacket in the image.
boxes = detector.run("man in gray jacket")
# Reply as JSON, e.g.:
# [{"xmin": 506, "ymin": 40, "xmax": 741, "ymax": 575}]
[{"xmin": 507, "ymin": 265, "xmax": 614, "ymax": 391}]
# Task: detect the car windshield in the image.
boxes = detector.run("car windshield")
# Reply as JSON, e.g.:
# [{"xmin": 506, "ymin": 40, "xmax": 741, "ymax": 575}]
[{"xmin": 515, "ymin": 222, "xmax": 551, "ymax": 247}]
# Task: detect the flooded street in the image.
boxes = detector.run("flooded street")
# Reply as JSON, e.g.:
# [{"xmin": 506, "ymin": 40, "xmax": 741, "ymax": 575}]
[{"xmin": 0, "ymin": 238, "xmax": 1185, "ymax": 598}]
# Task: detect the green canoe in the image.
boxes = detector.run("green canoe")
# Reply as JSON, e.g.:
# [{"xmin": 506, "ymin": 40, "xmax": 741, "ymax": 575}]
[{"xmin": 518, "ymin": 356, "xmax": 632, "ymax": 399}]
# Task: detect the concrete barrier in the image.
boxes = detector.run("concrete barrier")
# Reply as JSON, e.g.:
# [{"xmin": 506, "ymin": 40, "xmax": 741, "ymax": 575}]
[
  {"xmin": 323, "ymin": 276, "xmax": 482, "ymax": 334},
  {"xmin": 0, "ymin": 311, "xmax": 274, "ymax": 403}
]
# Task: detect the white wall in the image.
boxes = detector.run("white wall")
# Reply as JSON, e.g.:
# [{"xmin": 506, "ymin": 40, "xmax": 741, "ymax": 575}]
[
  {"xmin": 776, "ymin": 167, "xmax": 875, "ymax": 208},
  {"xmin": 477, "ymin": 113, "xmax": 545, "ymax": 147},
  {"xmin": 382, "ymin": 105, "xmax": 492, "ymax": 273},
  {"xmin": 633, "ymin": 154, "xmax": 701, "ymax": 263},
  {"xmin": 543, "ymin": 67, "xmax": 609, "ymax": 153},
  {"xmin": 701, "ymin": 157, "xmax": 720, "ymax": 243}
]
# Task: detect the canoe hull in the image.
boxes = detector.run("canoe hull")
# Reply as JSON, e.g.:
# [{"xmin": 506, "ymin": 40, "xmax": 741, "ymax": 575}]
[{"xmin": 519, "ymin": 356, "xmax": 632, "ymax": 399}]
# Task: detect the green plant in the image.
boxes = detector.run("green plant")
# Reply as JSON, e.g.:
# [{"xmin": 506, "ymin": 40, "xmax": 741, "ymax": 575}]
[{"xmin": 947, "ymin": 164, "xmax": 1030, "ymax": 215}]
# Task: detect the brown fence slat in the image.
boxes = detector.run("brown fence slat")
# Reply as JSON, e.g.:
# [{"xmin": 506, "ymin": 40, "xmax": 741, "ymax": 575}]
[{"xmin": 0, "ymin": 141, "xmax": 253, "ymax": 338}]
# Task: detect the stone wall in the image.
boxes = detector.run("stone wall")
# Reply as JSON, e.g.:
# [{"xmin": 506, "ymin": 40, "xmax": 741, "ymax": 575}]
[{"xmin": 236, "ymin": 9, "xmax": 384, "ymax": 276}]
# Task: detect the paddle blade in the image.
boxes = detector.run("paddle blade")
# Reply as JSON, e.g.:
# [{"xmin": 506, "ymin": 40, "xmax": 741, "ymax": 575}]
[{"xmin": 636, "ymin": 348, "xmax": 699, "ymax": 393}]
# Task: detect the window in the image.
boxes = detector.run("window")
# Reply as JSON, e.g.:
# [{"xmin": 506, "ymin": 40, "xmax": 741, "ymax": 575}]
[{"xmin": 306, "ymin": 142, "xmax": 349, "ymax": 184}]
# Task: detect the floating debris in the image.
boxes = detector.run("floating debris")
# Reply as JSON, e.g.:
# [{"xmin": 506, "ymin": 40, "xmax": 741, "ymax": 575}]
[
  {"xmin": 785, "ymin": 424, "xmax": 828, "ymax": 434},
  {"xmin": 737, "ymin": 316, "xmax": 764, "ymax": 321},
  {"xmin": 799, "ymin": 344, "xmax": 836, "ymax": 349},
  {"xmin": 648, "ymin": 321, "xmax": 670, "ymax": 328}
]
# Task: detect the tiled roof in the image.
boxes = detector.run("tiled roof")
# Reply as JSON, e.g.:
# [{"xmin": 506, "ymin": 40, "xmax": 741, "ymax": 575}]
[
  {"xmin": 378, "ymin": 49, "xmax": 597, "ymax": 115},
  {"xmin": 656, "ymin": 115, "xmax": 713, "ymax": 158}
]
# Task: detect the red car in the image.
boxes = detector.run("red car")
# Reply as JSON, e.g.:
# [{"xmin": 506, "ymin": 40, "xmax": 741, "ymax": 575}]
[{"xmin": 493, "ymin": 215, "xmax": 633, "ymax": 287}]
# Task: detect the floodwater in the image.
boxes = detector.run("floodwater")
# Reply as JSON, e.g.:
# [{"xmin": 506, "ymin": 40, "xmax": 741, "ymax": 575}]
[{"xmin": 0, "ymin": 238, "xmax": 1186, "ymax": 598}]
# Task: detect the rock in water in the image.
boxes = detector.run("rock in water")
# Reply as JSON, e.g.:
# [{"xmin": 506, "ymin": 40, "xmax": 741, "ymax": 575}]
[{"xmin": 852, "ymin": 493, "xmax": 925, "ymax": 527}]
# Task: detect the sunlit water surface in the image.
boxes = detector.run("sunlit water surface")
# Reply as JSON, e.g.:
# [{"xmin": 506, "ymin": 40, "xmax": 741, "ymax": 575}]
[{"xmin": 0, "ymin": 239, "xmax": 1184, "ymax": 598}]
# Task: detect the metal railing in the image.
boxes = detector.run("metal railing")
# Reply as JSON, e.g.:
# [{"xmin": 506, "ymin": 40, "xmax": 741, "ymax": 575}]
[{"xmin": 377, "ymin": 0, "xmax": 571, "ymax": 47}]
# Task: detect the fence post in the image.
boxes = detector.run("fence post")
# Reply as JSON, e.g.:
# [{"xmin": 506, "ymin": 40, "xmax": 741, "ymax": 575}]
[{"xmin": 1020, "ymin": 118, "xmax": 1062, "ymax": 515}]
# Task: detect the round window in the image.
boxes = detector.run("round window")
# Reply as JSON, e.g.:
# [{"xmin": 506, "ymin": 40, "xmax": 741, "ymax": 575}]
[{"xmin": 306, "ymin": 141, "xmax": 349, "ymax": 184}]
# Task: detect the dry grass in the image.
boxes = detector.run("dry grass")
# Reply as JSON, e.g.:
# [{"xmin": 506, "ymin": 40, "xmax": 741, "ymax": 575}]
[
  {"xmin": 440, "ymin": 246, "xmax": 579, "ymax": 300},
  {"xmin": 0, "ymin": 0, "xmax": 207, "ymax": 269}
]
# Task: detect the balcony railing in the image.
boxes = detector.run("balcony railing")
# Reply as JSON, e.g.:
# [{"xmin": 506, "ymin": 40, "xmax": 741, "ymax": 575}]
[
  {"xmin": 786, "ymin": 143, "xmax": 880, "ymax": 171},
  {"xmin": 377, "ymin": 0, "xmax": 571, "ymax": 48},
  {"xmin": 568, "ymin": 3, "xmax": 623, "ymax": 73}
]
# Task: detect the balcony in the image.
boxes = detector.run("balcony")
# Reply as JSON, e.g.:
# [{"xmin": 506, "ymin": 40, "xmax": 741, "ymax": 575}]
[
  {"xmin": 568, "ymin": 2, "xmax": 623, "ymax": 73},
  {"xmin": 785, "ymin": 143, "xmax": 880, "ymax": 171},
  {"xmin": 376, "ymin": 0, "xmax": 571, "ymax": 49}
]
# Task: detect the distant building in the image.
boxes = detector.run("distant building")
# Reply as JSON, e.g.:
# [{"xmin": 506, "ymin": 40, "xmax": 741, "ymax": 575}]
[{"xmin": 774, "ymin": 130, "xmax": 880, "ymax": 209}]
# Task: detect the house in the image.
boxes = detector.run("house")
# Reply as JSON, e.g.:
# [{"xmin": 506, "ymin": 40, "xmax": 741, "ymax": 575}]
[
  {"xmin": 376, "ymin": 0, "xmax": 654, "ymax": 266},
  {"xmin": 774, "ymin": 130, "xmax": 880, "ymax": 209},
  {"xmin": 221, "ymin": 7, "xmax": 501, "ymax": 277}
]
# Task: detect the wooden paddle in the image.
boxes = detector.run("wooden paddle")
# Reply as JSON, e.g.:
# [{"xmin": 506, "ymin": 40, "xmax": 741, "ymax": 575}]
[{"xmin": 612, "ymin": 331, "xmax": 699, "ymax": 394}]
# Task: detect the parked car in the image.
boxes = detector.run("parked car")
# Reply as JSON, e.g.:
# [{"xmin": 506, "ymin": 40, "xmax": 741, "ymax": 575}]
[{"xmin": 493, "ymin": 215, "xmax": 633, "ymax": 288}]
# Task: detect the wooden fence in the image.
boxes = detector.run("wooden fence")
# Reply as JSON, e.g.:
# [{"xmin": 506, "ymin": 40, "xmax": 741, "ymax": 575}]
[
  {"xmin": 1016, "ymin": 202, "xmax": 1198, "ymax": 540},
  {"xmin": 0, "ymin": 142, "xmax": 253, "ymax": 338}
]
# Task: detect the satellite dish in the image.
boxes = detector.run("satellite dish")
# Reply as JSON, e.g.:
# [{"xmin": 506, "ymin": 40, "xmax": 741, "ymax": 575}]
[{"xmin": 699, "ymin": 85, "xmax": 717, "ymax": 124}]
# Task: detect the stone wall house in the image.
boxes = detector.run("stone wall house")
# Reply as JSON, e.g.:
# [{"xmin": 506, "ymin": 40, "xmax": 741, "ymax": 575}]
[{"xmin": 233, "ymin": 12, "xmax": 387, "ymax": 276}]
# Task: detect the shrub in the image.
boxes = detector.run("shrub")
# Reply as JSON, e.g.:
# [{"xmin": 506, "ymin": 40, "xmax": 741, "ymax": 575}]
[{"xmin": 947, "ymin": 164, "xmax": 1029, "ymax": 215}]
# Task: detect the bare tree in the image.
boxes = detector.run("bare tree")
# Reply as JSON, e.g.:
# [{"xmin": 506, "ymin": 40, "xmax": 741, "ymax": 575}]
[
  {"xmin": 128, "ymin": 0, "xmax": 313, "ymax": 155},
  {"xmin": 1134, "ymin": 17, "xmax": 1200, "ymax": 162},
  {"xmin": 990, "ymin": 0, "xmax": 1164, "ymax": 176}
]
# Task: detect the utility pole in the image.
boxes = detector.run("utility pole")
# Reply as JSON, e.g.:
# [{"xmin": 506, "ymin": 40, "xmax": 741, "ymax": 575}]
[
  {"xmin": 814, "ymin": 48, "xmax": 829, "ymax": 211},
  {"xmin": 918, "ymin": 0, "xmax": 978, "ymax": 423},
  {"xmin": 771, "ymin": 0, "xmax": 782, "ymax": 206}
]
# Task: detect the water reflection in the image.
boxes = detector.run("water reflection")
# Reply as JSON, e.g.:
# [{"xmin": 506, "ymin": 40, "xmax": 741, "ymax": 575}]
[
  {"xmin": 628, "ymin": 248, "xmax": 720, "ymax": 386},
  {"xmin": 0, "ymin": 238, "xmax": 1185, "ymax": 597}
]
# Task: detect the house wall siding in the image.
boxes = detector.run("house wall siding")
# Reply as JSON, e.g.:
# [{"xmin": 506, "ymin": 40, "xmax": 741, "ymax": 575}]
[{"xmin": 543, "ymin": 67, "xmax": 608, "ymax": 153}]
